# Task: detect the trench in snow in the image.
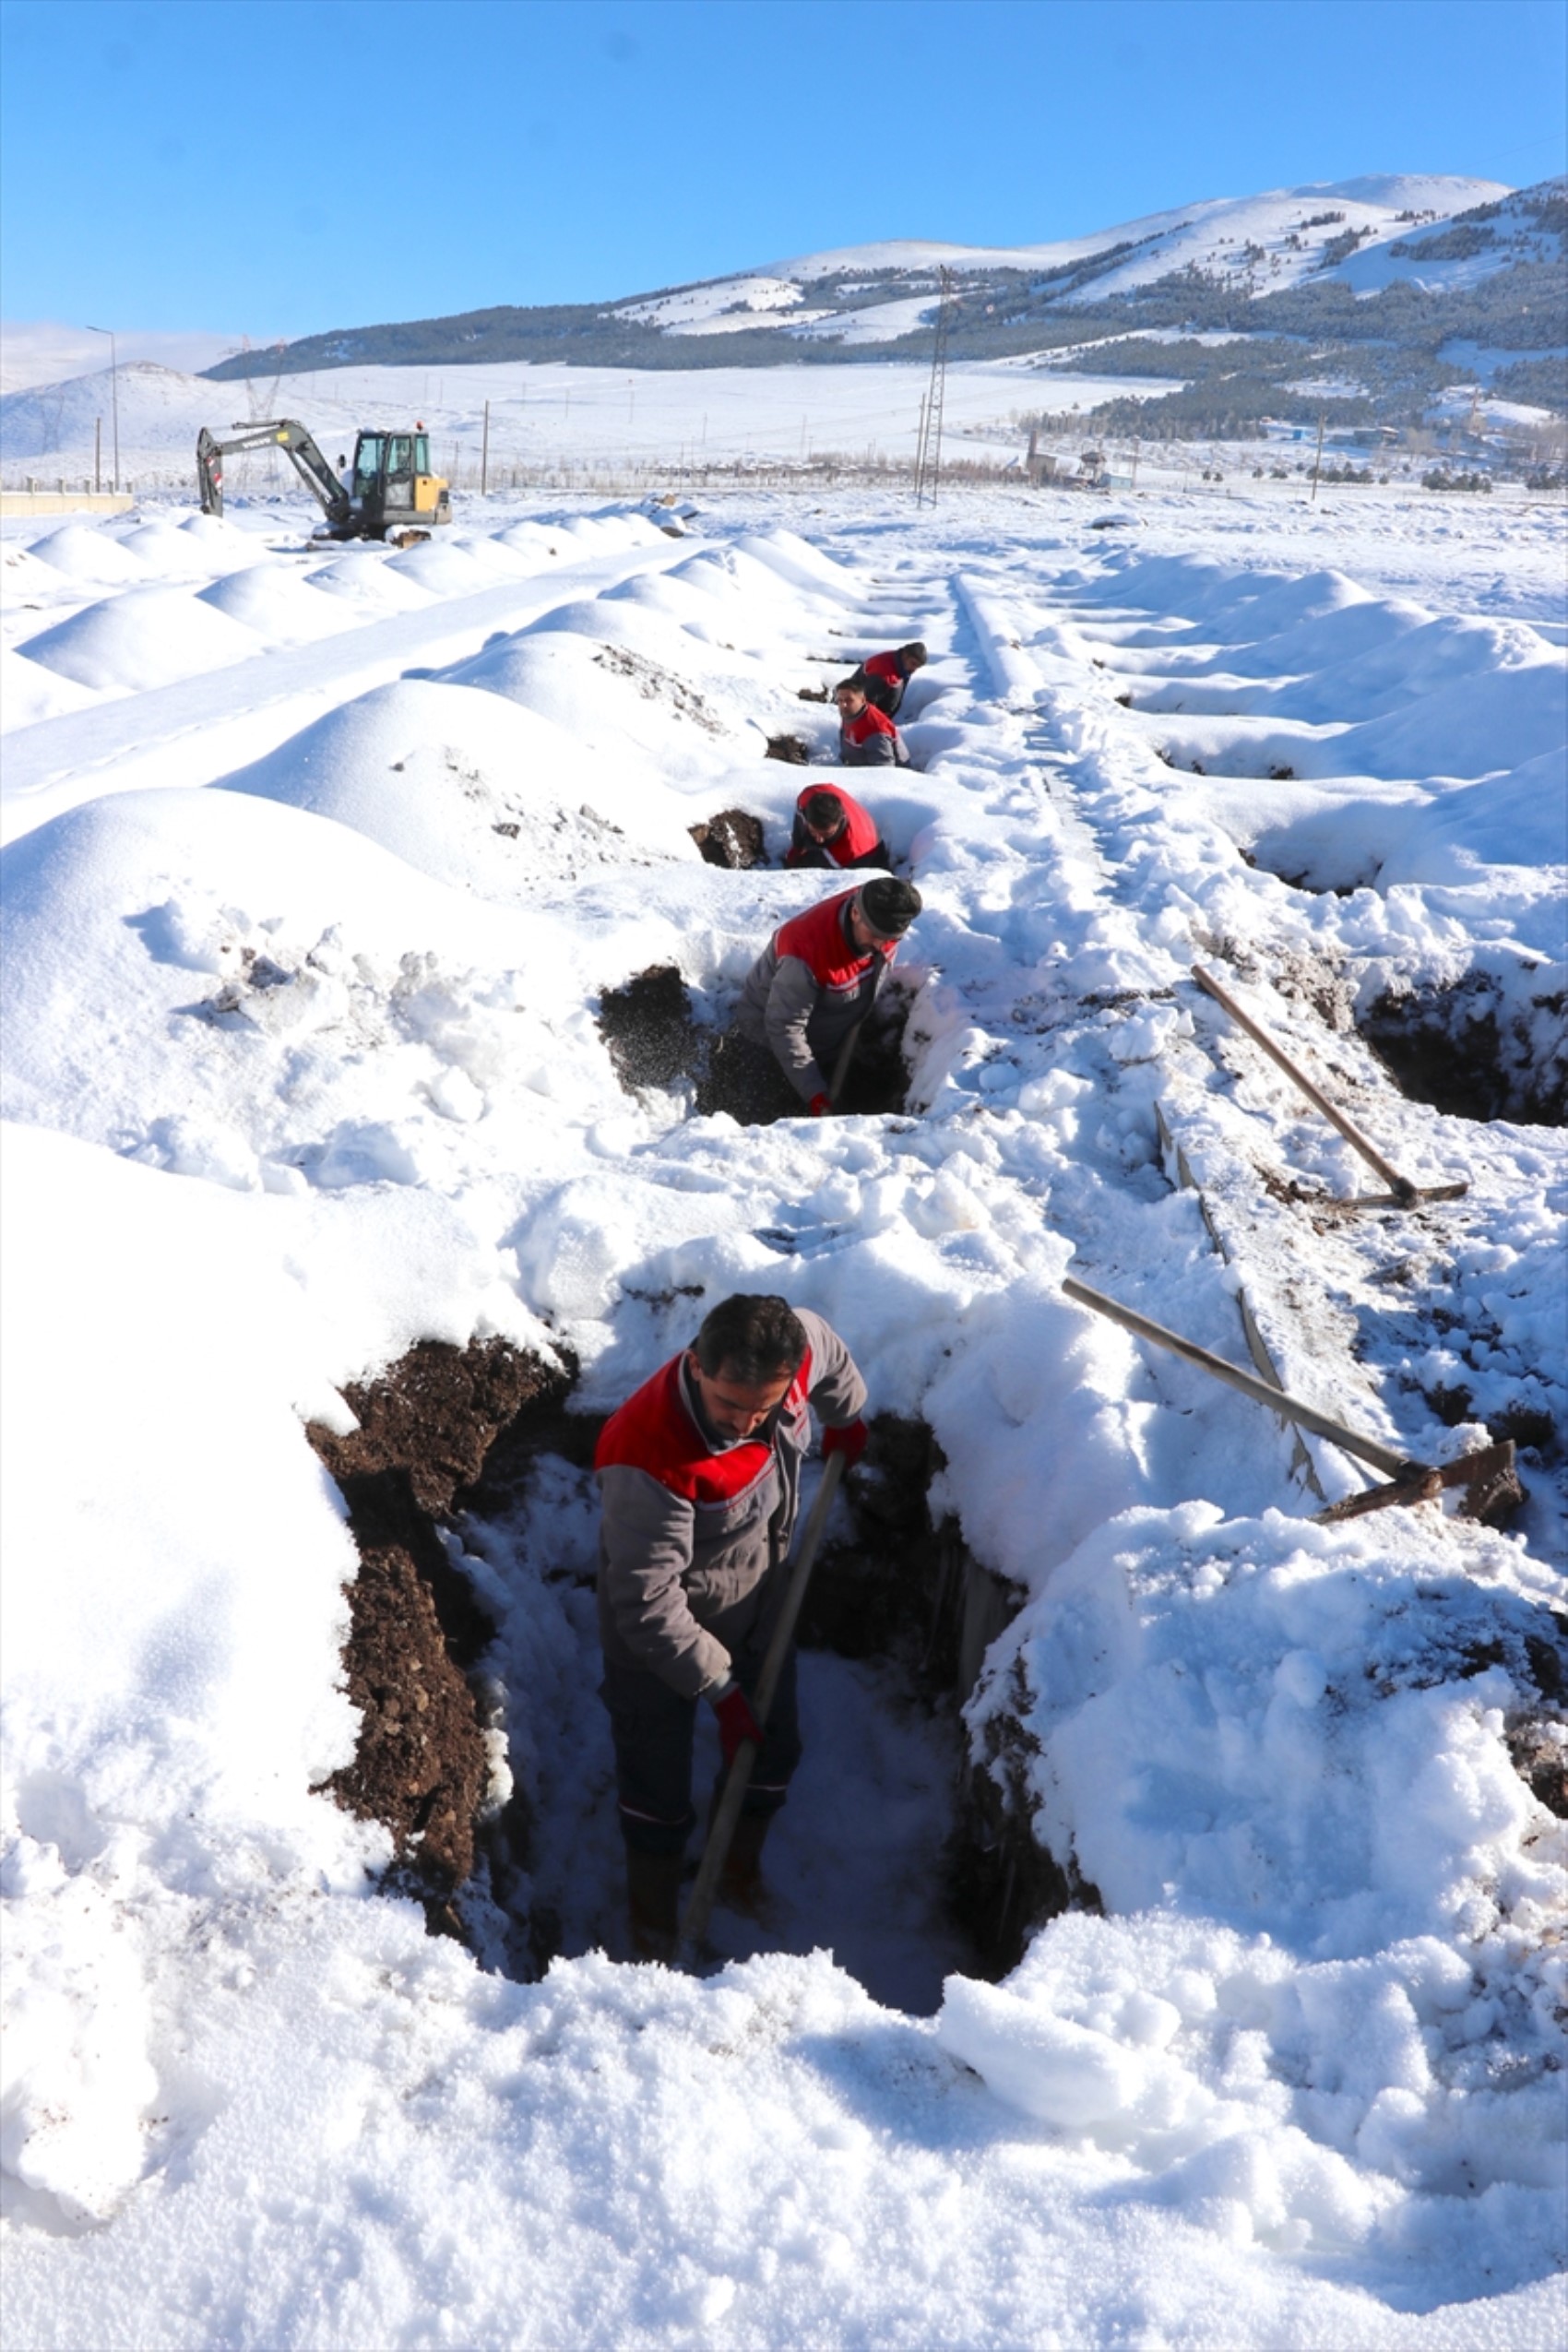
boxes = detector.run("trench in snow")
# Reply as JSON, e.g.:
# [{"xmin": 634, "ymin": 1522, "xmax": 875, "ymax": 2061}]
[{"xmin": 308, "ymin": 1335, "xmax": 1072, "ymax": 2012}]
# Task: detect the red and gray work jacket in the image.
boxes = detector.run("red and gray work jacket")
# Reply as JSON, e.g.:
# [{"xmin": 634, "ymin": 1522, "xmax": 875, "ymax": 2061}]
[
  {"xmin": 840, "ymin": 702, "xmax": 910, "ymax": 768},
  {"xmin": 733, "ymin": 885, "xmax": 899, "ymax": 1100},
  {"xmin": 784, "ymin": 783, "xmax": 888, "ymax": 871},
  {"xmin": 862, "ymin": 649, "xmax": 910, "ymax": 717},
  {"xmin": 594, "ymin": 1311, "xmax": 867, "ymax": 1696}
]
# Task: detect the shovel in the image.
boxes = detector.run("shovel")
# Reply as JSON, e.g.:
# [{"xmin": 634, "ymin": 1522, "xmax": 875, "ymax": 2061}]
[
  {"xmin": 827, "ymin": 1016, "xmax": 867, "ymax": 1110},
  {"xmin": 680, "ymin": 1450, "xmax": 846, "ymax": 1955}
]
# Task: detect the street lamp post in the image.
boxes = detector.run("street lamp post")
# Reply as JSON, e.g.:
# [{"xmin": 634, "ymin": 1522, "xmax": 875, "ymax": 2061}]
[{"xmin": 85, "ymin": 325, "xmax": 119, "ymax": 492}]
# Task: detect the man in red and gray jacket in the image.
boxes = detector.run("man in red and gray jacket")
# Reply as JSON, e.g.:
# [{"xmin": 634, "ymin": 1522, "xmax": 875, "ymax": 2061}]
[
  {"xmin": 860, "ymin": 640, "xmax": 928, "ymax": 719},
  {"xmin": 836, "ymin": 675, "xmax": 911, "ymax": 768},
  {"xmin": 784, "ymin": 782, "xmax": 890, "ymax": 873},
  {"xmin": 733, "ymin": 874, "xmax": 921, "ymax": 1118},
  {"xmin": 596, "ymin": 1292, "xmax": 869, "ymax": 1956}
]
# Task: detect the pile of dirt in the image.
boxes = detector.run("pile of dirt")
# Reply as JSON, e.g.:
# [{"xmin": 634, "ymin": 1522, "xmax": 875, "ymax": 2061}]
[
  {"xmin": 765, "ymin": 733, "xmax": 812, "ymax": 764},
  {"xmin": 307, "ymin": 1338, "xmax": 565, "ymax": 1918},
  {"xmin": 689, "ymin": 808, "xmax": 766, "ymax": 869},
  {"xmin": 598, "ymin": 963, "xmax": 703, "ymax": 1094}
]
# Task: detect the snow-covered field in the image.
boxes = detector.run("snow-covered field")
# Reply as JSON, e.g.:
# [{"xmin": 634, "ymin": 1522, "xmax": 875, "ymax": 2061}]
[
  {"xmin": 2, "ymin": 473, "xmax": 1564, "ymax": 2349},
  {"xmin": 0, "ymin": 350, "xmax": 1187, "ymax": 491}
]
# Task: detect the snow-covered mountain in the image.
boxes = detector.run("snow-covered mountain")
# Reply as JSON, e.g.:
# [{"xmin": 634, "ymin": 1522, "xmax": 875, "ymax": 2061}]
[{"xmin": 629, "ymin": 174, "xmax": 1517, "ymax": 344}]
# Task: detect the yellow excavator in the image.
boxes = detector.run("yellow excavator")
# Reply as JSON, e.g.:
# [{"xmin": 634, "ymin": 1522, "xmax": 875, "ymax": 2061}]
[{"xmin": 196, "ymin": 419, "xmax": 452, "ymax": 540}]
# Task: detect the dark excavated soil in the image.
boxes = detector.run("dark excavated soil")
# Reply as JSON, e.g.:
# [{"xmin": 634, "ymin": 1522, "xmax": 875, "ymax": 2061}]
[
  {"xmin": 765, "ymin": 733, "xmax": 813, "ymax": 764},
  {"xmin": 307, "ymin": 1338, "xmax": 565, "ymax": 1917},
  {"xmin": 598, "ymin": 964, "xmax": 702, "ymax": 1094},
  {"xmin": 690, "ymin": 809, "xmax": 766, "ymax": 869},
  {"xmin": 598, "ymin": 962, "xmax": 911, "ymax": 1126}
]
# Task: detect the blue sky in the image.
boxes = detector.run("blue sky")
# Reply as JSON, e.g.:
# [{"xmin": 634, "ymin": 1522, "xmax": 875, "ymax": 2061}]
[{"xmin": 2, "ymin": 0, "xmax": 1563, "ymax": 338}]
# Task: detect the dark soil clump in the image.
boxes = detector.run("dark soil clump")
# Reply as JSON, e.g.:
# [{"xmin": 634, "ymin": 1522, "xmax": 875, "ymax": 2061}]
[
  {"xmin": 599, "ymin": 963, "xmax": 702, "ymax": 1094},
  {"xmin": 696, "ymin": 1009, "xmax": 911, "ymax": 1127},
  {"xmin": 695, "ymin": 1027, "xmax": 800, "ymax": 1124},
  {"xmin": 765, "ymin": 733, "xmax": 813, "ymax": 764},
  {"xmin": 307, "ymin": 1337, "xmax": 565, "ymax": 1921},
  {"xmin": 690, "ymin": 808, "xmax": 766, "ymax": 868},
  {"xmin": 1358, "ymin": 974, "xmax": 1567, "ymax": 1125}
]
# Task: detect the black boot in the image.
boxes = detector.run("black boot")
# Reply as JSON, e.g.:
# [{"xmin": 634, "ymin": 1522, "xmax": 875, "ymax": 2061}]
[{"xmin": 626, "ymin": 1849, "xmax": 683, "ymax": 1962}]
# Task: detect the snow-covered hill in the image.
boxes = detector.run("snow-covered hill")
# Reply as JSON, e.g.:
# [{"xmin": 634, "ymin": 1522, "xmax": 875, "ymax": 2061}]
[{"xmin": 634, "ymin": 174, "xmax": 1515, "ymax": 342}]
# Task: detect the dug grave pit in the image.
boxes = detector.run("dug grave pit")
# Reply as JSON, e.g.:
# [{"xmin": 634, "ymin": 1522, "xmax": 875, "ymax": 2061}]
[
  {"xmin": 456, "ymin": 1400, "xmax": 1069, "ymax": 2006},
  {"xmin": 598, "ymin": 963, "xmax": 914, "ymax": 1125},
  {"xmin": 1357, "ymin": 971, "xmax": 1568, "ymax": 1126}
]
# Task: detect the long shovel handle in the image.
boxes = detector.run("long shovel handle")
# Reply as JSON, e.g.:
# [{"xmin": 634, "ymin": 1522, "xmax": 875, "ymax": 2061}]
[
  {"xmin": 827, "ymin": 1017, "xmax": 867, "ymax": 1109},
  {"xmin": 1191, "ymin": 965, "xmax": 1419, "ymax": 1205},
  {"xmin": 680, "ymin": 1451, "xmax": 846, "ymax": 1952}
]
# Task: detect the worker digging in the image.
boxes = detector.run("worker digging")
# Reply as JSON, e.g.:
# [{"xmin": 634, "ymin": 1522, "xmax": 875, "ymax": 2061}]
[
  {"xmin": 784, "ymin": 781, "xmax": 892, "ymax": 872},
  {"xmin": 593, "ymin": 1293, "xmax": 870, "ymax": 1961},
  {"xmin": 835, "ymin": 673, "xmax": 913, "ymax": 766},
  {"xmin": 701, "ymin": 874, "xmax": 923, "ymax": 1125},
  {"xmin": 858, "ymin": 639, "xmax": 928, "ymax": 719}
]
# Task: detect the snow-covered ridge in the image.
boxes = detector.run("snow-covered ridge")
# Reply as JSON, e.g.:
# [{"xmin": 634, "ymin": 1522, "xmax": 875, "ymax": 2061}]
[{"xmin": 647, "ymin": 174, "xmax": 1515, "ymax": 341}]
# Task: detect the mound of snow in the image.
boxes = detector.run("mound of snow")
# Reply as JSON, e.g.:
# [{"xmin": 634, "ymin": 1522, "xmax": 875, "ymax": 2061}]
[
  {"xmin": 219, "ymin": 675, "xmax": 700, "ymax": 885},
  {"xmin": 445, "ymin": 610, "xmax": 764, "ymax": 785},
  {"xmin": 0, "ymin": 643, "xmax": 101, "ymax": 731},
  {"xmin": 303, "ymin": 548, "xmax": 437, "ymax": 612},
  {"xmin": 1375, "ymin": 746, "xmax": 1568, "ymax": 888},
  {"xmin": 198, "ymin": 563, "xmax": 363, "ymax": 645},
  {"xmin": 383, "ymin": 537, "xmax": 520, "ymax": 597},
  {"xmin": 16, "ymin": 585, "xmax": 263, "ymax": 692},
  {"xmin": 23, "ymin": 523, "xmax": 149, "ymax": 585}
]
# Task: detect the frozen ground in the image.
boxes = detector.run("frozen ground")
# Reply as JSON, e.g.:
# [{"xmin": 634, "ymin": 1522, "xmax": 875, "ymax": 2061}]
[{"xmin": 1, "ymin": 476, "xmax": 1564, "ymax": 2349}]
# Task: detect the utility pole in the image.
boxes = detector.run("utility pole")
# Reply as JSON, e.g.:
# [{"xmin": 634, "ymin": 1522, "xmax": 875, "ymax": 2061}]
[
  {"xmin": 94, "ymin": 416, "xmax": 101, "ymax": 494},
  {"xmin": 914, "ymin": 267, "xmax": 954, "ymax": 508},
  {"xmin": 481, "ymin": 399, "xmax": 491, "ymax": 495},
  {"xmin": 86, "ymin": 325, "xmax": 119, "ymax": 491},
  {"xmin": 1310, "ymin": 410, "xmax": 1326, "ymax": 504},
  {"xmin": 1130, "ymin": 434, "xmax": 1140, "ymax": 493}
]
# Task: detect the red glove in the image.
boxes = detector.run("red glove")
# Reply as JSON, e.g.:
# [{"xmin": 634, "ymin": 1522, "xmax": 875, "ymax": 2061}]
[
  {"xmin": 822, "ymin": 1419, "xmax": 868, "ymax": 1467},
  {"xmin": 808, "ymin": 1093, "xmax": 832, "ymax": 1117},
  {"xmin": 711, "ymin": 1681, "xmax": 765, "ymax": 1768}
]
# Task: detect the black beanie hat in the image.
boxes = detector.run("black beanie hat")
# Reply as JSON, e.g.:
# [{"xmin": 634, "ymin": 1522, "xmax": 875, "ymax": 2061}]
[
  {"xmin": 858, "ymin": 876, "xmax": 922, "ymax": 938},
  {"xmin": 803, "ymin": 789, "xmax": 846, "ymax": 828}
]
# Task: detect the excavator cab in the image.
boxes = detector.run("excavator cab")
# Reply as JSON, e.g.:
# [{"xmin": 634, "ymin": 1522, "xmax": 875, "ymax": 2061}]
[{"xmin": 349, "ymin": 428, "xmax": 451, "ymax": 535}]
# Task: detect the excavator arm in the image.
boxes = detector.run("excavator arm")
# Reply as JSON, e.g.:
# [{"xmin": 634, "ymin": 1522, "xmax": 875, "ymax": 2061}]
[{"xmin": 196, "ymin": 420, "xmax": 350, "ymax": 525}]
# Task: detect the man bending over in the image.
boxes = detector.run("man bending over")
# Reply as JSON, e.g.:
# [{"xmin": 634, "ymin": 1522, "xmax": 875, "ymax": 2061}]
[{"xmin": 785, "ymin": 782, "xmax": 891, "ymax": 873}]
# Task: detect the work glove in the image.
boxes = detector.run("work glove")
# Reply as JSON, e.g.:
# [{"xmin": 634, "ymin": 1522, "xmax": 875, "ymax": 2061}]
[
  {"xmin": 822, "ymin": 1418, "xmax": 868, "ymax": 1468},
  {"xmin": 711, "ymin": 1681, "xmax": 765, "ymax": 1768},
  {"xmin": 808, "ymin": 1092, "xmax": 831, "ymax": 1116}
]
